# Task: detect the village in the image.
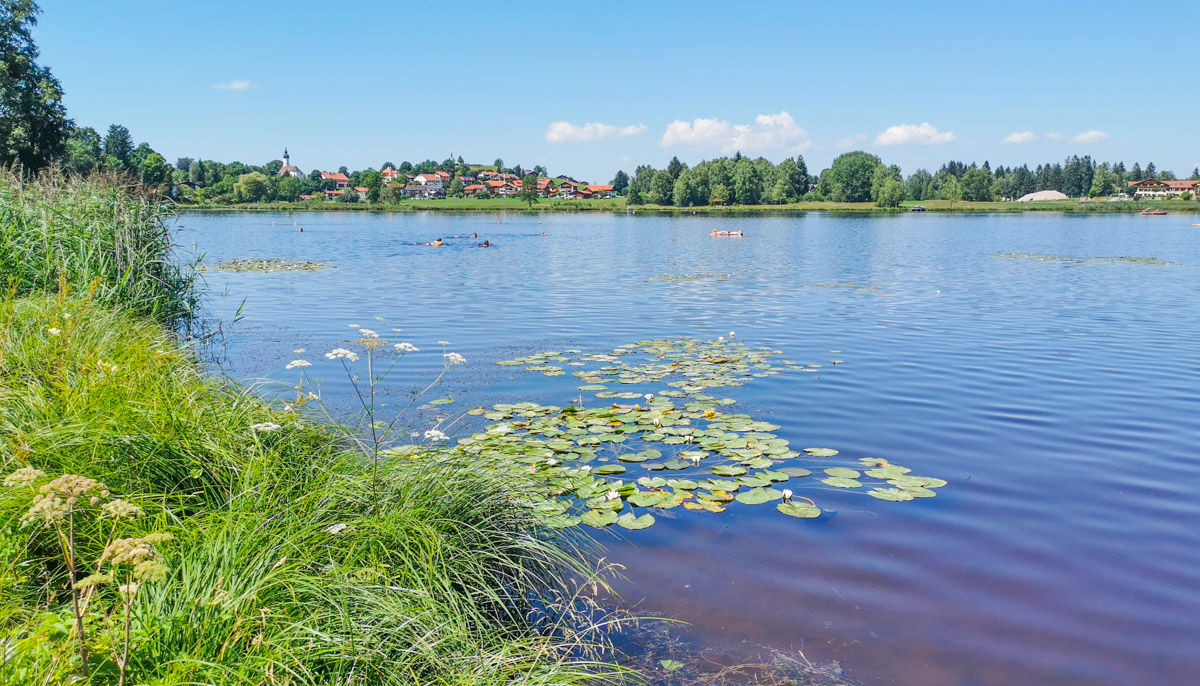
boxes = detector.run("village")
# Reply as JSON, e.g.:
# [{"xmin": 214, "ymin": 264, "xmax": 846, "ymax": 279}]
[{"xmin": 276, "ymin": 149, "xmax": 615, "ymax": 202}]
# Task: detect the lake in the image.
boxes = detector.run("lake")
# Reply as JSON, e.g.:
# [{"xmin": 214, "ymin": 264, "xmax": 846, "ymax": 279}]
[{"xmin": 179, "ymin": 209, "xmax": 1200, "ymax": 686}]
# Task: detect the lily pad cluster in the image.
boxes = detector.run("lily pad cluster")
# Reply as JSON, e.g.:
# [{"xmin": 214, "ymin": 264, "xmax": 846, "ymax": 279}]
[
  {"xmin": 201, "ymin": 258, "xmax": 331, "ymax": 273},
  {"xmin": 431, "ymin": 338, "xmax": 944, "ymax": 531}
]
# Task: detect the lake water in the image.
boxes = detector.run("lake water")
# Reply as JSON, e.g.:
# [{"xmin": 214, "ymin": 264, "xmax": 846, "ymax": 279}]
[{"xmin": 179, "ymin": 210, "xmax": 1200, "ymax": 686}]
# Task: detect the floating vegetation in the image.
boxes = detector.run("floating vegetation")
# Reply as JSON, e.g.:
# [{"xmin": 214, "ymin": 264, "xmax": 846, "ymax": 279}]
[
  {"xmin": 648, "ymin": 272, "xmax": 732, "ymax": 282},
  {"xmin": 803, "ymin": 282, "xmax": 879, "ymax": 292},
  {"xmin": 418, "ymin": 338, "xmax": 946, "ymax": 530},
  {"xmin": 201, "ymin": 258, "xmax": 332, "ymax": 273},
  {"xmin": 994, "ymin": 253, "xmax": 1172, "ymax": 266}
]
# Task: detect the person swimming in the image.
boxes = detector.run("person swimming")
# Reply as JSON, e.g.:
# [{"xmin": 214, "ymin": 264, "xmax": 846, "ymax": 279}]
[
  {"xmin": 710, "ymin": 229, "xmax": 743, "ymax": 237},
  {"xmin": 426, "ymin": 238, "xmax": 443, "ymax": 246},
  {"xmin": 481, "ymin": 240, "xmax": 490, "ymax": 247},
  {"xmin": 472, "ymin": 233, "xmax": 478, "ymax": 238}
]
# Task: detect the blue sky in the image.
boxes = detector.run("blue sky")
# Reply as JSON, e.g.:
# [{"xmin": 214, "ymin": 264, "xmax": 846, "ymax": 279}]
[{"xmin": 37, "ymin": 0, "xmax": 1200, "ymax": 182}]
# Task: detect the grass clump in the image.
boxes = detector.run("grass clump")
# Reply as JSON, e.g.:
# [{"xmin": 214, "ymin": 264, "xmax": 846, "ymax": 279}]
[
  {"xmin": 0, "ymin": 173, "xmax": 634, "ymax": 684},
  {"xmin": 0, "ymin": 170, "xmax": 196, "ymax": 323}
]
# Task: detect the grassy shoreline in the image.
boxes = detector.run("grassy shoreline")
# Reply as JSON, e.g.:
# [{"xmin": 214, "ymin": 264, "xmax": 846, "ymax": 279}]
[
  {"xmin": 0, "ymin": 173, "xmax": 630, "ymax": 685},
  {"xmin": 181, "ymin": 197, "xmax": 1200, "ymax": 215}
]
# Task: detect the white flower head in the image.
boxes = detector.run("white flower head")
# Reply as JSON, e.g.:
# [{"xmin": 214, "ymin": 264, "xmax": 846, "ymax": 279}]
[
  {"xmin": 325, "ymin": 348, "xmax": 360, "ymax": 362},
  {"xmin": 729, "ymin": 331, "xmax": 735, "ymax": 338},
  {"xmin": 718, "ymin": 336, "xmax": 725, "ymax": 341},
  {"xmin": 444, "ymin": 352, "xmax": 466, "ymax": 365},
  {"xmin": 293, "ymin": 348, "xmax": 306, "ymax": 354},
  {"xmin": 605, "ymin": 490, "xmax": 620, "ymax": 501},
  {"xmin": 391, "ymin": 328, "xmax": 403, "ymax": 333},
  {"xmin": 394, "ymin": 342, "xmax": 419, "ymax": 352},
  {"xmin": 285, "ymin": 359, "xmax": 311, "ymax": 369},
  {"xmin": 410, "ymin": 431, "xmax": 420, "ymax": 438},
  {"xmin": 252, "ymin": 422, "xmax": 281, "ymax": 433},
  {"xmin": 374, "ymin": 316, "xmax": 385, "ymax": 321},
  {"xmin": 47, "ymin": 327, "xmax": 61, "ymax": 337},
  {"xmin": 424, "ymin": 429, "xmax": 448, "ymax": 441},
  {"xmin": 358, "ymin": 328, "xmax": 379, "ymax": 339},
  {"xmin": 546, "ymin": 458, "xmax": 558, "ymax": 466},
  {"xmin": 437, "ymin": 340, "xmax": 451, "ymax": 346},
  {"xmin": 580, "ymin": 465, "xmax": 592, "ymax": 472},
  {"xmin": 782, "ymin": 489, "xmax": 793, "ymax": 502},
  {"xmin": 348, "ymin": 324, "xmax": 360, "ymax": 328},
  {"xmin": 644, "ymin": 393, "xmax": 653, "ymax": 401},
  {"xmin": 690, "ymin": 455, "xmax": 702, "ymax": 465}
]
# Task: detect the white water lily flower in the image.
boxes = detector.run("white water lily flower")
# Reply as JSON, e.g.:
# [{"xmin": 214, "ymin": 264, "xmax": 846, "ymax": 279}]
[
  {"xmin": 444, "ymin": 352, "xmax": 466, "ymax": 365},
  {"xmin": 394, "ymin": 342, "xmax": 419, "ymax": 352},
  {"xmin": 644, "ymin": 393, "xmax": 653, "ymax": 401},
  {"xmin": 47, "ymin": 327, "xmax": 61, "ymax": 336},
  {"xmin": 252, "ymin": 422, "xmax": 281, "ymax": 433},
  {"xmin": 718, "ymin": 336, "xmax": 724, "ymax": 341},
  {"xmin": 285, "ymin": 359, "xmax": 311, "ymax": 369},
  {"xmin": 424, "ymin": 429, "xmax": 448, "ymax": 441},
  {"xmin": 358, "ymin": 328, "xmax": 379, "ymax": 338},
  {"xmin": 580, "ymin": 465, "xmax": 592, "ymax": 472},
  {"xmin": 690, "ymin": 455, "xmax": 702, "ymax": 465},
  {"xmin": 293, "ymin": 348, "xmax": 305, "ymax": 353},
  {"xmin": 729, "ymin": 331, "xmax": 735, "ymax": 338},
  {"xmin": 325, "ymin": 348, "xmax": 360, "ymax": 362},
  {"xmin": 546, "ymin": 458, "xmax": 558, "ymax": 466},
  {"xmin": 605, "ymin": 490, "xmax": 620, "ymax": 501},
  {"xmin": 782, "ymin": 489, "xmax": 793, "ymax": 502}
]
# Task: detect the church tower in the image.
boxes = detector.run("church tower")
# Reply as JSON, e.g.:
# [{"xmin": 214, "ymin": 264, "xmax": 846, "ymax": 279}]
[{"xmin": 283, "ymin": 148, "xmax": 290, "ymax": 167}]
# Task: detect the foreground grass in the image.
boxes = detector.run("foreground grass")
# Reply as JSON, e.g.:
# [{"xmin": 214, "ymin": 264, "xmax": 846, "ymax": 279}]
[{"xmin": 0, "ymin": 172, "xmax": 632, "ymax": 685}]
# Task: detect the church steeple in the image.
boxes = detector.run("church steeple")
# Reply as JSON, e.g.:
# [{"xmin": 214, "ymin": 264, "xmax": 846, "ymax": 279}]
[{"xmin": 283, "ymin": 148, "xmax": 290, "ymax": 166}]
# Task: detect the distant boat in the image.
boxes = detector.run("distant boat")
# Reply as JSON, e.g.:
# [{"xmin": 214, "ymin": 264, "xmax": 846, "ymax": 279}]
[
  {"xmin": 1141, "ymin": 208, "xmax": 1167, "ymax": 216},
  {"xmin": 910, "ymin": 205, "xmax": 927, "ymax": 212}
]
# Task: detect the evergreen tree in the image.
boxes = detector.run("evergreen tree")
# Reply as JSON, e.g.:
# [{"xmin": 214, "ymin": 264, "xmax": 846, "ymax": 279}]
[
  {"xmin": 666, "ymin": 156, "xmax": 685, "ymax": 180},
  {"xmin": 0, "ymin": 1, "xmax": 70, "ymax": 170},
  {"xmin": 102, "ymin": 124, "xmax": 134, "ymax": 170}
]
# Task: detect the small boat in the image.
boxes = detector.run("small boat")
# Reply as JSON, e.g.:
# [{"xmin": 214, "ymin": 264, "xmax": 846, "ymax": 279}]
[{"xmin": 1141, "ymin": 208, "xmax": 1167, "ymax": 216}]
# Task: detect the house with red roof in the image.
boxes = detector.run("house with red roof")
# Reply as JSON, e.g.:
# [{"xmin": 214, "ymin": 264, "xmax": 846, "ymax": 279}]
[
  {"xmin": 353, "ymin": 186, "xmax": 369, "ymax": 200},
  {"xmin": 413, "ymin": 173, "xmax": 444, "ymax": 188},
  {"xmin": 323, "ymin": 189, "xmax": 344, "ymax": 199},
  {"xmin": 585, "ymin": 184, "xmax": 615, "ymax": 198},
  {"xmin": 1127, "ymin": 179, "xmax": 1199, "ymax": 198},
  {"xmin": 321, "ymin": 172, "xmax": 350, "ymax": 188},
  {"xmin": 381, "ymin": 168, "xmax": 403, "ymax": 184},
  {"xmin": 463, "ymin": 183, "xmax": 487, "ymax": 197}
]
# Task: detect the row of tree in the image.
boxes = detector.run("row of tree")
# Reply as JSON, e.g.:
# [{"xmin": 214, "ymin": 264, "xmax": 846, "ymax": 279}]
[{"xmin": 613, "ymin": 153, "xmax": 1200, "ymax": 208}]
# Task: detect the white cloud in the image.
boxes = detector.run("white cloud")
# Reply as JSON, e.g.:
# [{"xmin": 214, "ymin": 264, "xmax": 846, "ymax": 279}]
[
  {"xmin": 835, "ymin": 133, "xmax": 868, "ymax": 149},
  {"xmin": 660, "ymin": 111, "xmax": 812, "ymax": 154},
  {"xmin": 873, "ymin": 122, "xmax": 957, "ymax": 146},
  {"xmin": 213, "ymin": 80, "xmax": 254, "ymax": 91},
  {"xmin": 1046, "ymin": 132, "xmax": 1064, "ymax": 140},
  {"xmin": 1073, "ymin": 129, "xmax": 1110, "ymax": 144},
  {"xmin": 545, "ymin": 121, "xmax": 646, "ymax": 143},
  {"xmin": 1001, "ymin": 131, "xmax": 1036, "ymax": 144}
]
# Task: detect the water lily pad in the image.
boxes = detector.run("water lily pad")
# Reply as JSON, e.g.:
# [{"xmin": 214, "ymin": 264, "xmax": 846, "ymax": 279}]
[
  {"xmin": 660, "ymin": 659, "xmax": 684, "ymax": 672},
  {"xmin": 712, "ymin": 465, "xmax": 747, "ymax": 477},
  {"xmin": 684, "ymin": 500, "xmax": 725, "ymax": 513},
  {"xmin": 804, "ymin": 448, "xmax": 839, "ymax": 457},
  {"xmin": 667, "ymin": 479, "xmax": 699, "ymax": 490},
  {"xmin": 900, "ymin": 486, "xmax": 937, "ymax": 498},
  {"xmin": 820, "ymin": 477, "xmax": 862, "ymax": 489},
  {"xmin": 867, "ymin": 488, "xmax": 914, "ymax": 501},
  {"xmin": 662, "ymin": 459, "xmax": 690, "ymax": 470},
  {"xmin": 637, "ymin": 476, "xmax": 667, "ymax": 489},
  {"xmin": 777, "ymin": 502, "xmax": 821, "ymax": 518},
  {"xmin": 738, "ymin": 476, "xmax": 771, "ymax": 488},
  {"xmin": 627, "ymin": 492, "xmax": 664, "ymax": 508},
  {"xmin": 617, "ymin": 452, "xmax": 650, "ymax": 462},
  {"xmin": 865, "ymin": 466, "xmax": 912, "ymax": 479},
  {"xmin": 429, "ymin": 398, "xmax": 455, "ymax": 406},
  {"xmin": 616, "ymin": 512, "xmax": 656, "ymax": 530},
  {"xmin": 777, "ymin": 467, "xmax": 813, "ymax": 478},
  {"xmin": 594, "ymin": 464, "xmax": 626, "ymax": 475},
  {"xmin": 581, "ymin": 510, "xmax": 618, "ymax": 527},
  {"xmin": 824, "ymin": 467, "xmax": 861, "ymax": 479},
  {"xmin": 734, "ymin": 487, "xmax": 784, "ymax": 505},
  {"xmin": 887, "ymin": 475, "xmax": 947, "ymax": 489}
]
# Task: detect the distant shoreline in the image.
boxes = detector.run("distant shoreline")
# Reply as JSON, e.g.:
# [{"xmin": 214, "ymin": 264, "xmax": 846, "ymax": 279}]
[{"xmin": 180, "ymin": 198, "xmax": 1200, "ymax": 215}]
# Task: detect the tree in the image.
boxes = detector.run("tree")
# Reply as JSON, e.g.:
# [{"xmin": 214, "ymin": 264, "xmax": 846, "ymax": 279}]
[
  {"xmin": 959, "ymin": 167, "xmax": 994, "ymax": 202},
  {"xmin": 457, "ymin": 156, "xmax": 464, "ymax": 164},
  {"xmin": 493, "ymin": 158, "xmax": 504, "ymax": 170},
  {"xmin": 941, "ymin": 175, "xmax": 961, "ymax": 208},
  {"xmin": 64, "ymin": 126, "xmax": 101, "ymax": 175},
  {"xmin": 875, "ymin": 177, "xmax": 906, "ymax": 207},
  {"xmin": 138, "ymin": 152, "xmax": 170, "ymax": 186},
  {"xmin": 276, "ymin": 176, "xmax": 302, "ymax": 202},
  {"xmin": 610, "ymin": 170, "xmax": 630, "ymax": 195},
  {"xmin": 233, "ymin": 172, "xmax": 269, "ymax": 203},
  {"xmin": 666, "ymin": 156, "xmax": 685, "ymax": 180},
  {"xmin": 1089, "ymin": 164, "xmax": 1114, "ymax": 197},
  {"xmin": 827, "ymin": 151, "xmax": 881, "ymax": 202},
  {"xmin": 709, "ymin": 183, "xmax": 730, "ymax": 205},
  {"xmin": 1190, "ymin": 167, "xmax": 1200, "ymax": 181},
  {"xmin": 449, "ymin": 177, "xmax": 464, "ymax": 197},
  {"xmin": 0, "ymin": 1, "xmax": 70, "ymax": 171},
  {"xmin": 647, "ymin": 170, "xmax": 675, "ymax": 205},
  {"xmin": 672, "ymin": 169, "xmax": 702, "ymax": 207},
  {"xmin": 174, "ymin": 157, "xmax": 193, "ymax": 172},
  {"xmin": 906, "ymin": 169, "xmax": 933, "ymax": 201},
  {"xmin": 517, "ymin": 173, "xmax": 539, "ymax": 207},
  {"xmin": 732, "ymin": 158, "xmax": 764, "ymax": 205},
  {"xmin": 189, "ymin": 159, "xmax": 207, "ymax": 186},
  {"xmin": 102, "ymin": 125, "xmax": 134, "ymax": 170}
]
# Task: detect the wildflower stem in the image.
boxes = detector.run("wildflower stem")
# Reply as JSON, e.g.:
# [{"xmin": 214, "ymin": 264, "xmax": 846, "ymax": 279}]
[{"xmin": 66, "ymin": 507, "xmax": 89, "ymax": 677}]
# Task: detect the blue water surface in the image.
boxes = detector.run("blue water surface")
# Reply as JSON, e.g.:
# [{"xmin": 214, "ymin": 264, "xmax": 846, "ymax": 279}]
[{"xmin": 178, "ymin": 210, "xmax": 1200, "ymax": 686}]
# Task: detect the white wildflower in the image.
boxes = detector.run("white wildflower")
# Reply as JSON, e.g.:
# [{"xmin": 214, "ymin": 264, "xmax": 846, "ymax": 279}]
[
  {"xmin": 394, "ymin": 342, "xmax": 419, "ymax": 352},
  {"xmin": 4, "ymin": 466, "xmax": 46, "ymax": 488},
  {"xmin": 424, "ymin": 429, "xmax": 448, "ymax": 441},
  {"xmin": 644, "ymin": 393, "xmax": 653, "ymax": 401},
  {"xmin": 580, "ymin": 465, "xmax": 592, "ymax": 472},
  {"xmin": 47, "ymin": 327, "xmax": 61, "ymax": 337},
  {"xmin": 293, "ymin": 348, "xmax": 306, "ymax": 353},
  {"xmin": 729, "ymin": 331, "xmax": 735, "ymax": 338},
  {"xmin": 325, "ymin": 348, "xmax": 360, "ymax": 362},
  {"xmin": 546, "ymin": 458, "xmax": 558, "ymax": 466},
  {"xmin": 444, "ymin": 352, "xmax": 466, "ymax": 365},
  {"xmin": 718, "ymin": 336, "xmax": 724, "ymax": 341},
  {"xmin": 358, "ymin": 328, "xmax": 379, "ymax": 339},
  {"xmin": 374, "ymin": 316, "xmax": 385, "ymax": 321},
  {"xmin": 391, "ymin": 328, "xmax": 403, "ymax": 333},
  {"xmin": 285, "ymin": 359, "xmax": 311, "ymax": 369},
  {"xmin": 251, "ymin": 422, "xmax": 281, "ymax": 433},
  {"xmin": 782, "ymin": 489, "xmax": 793, "ymax": 502},
  {"xmin": 437, "ymin": 340, "xmax": 451, "ymax": 346},
  {"xmin": 410, "ymin": 431, "xmax": 420, "ymax": 438},
  {"xmin": 348, "ymin": 324, "xmax": 360, "ymax": 328}
]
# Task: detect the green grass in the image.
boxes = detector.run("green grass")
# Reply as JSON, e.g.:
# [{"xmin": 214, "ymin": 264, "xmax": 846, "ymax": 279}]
[
  {"xmin": 0, "ymin": 174, "xmax": 636, "ymax": 685},
  {"xmin": 0, "ymin": 170, "xmax": 196, "ymax": 323}
]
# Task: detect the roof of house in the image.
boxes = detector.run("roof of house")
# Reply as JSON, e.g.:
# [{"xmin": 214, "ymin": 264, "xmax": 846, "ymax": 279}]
[
  {"xmin": 463, "ymin": 184, "xmax": 486, "ymax": 191},
  {"xmin": 381, "ymin": 168, "xmax": 402, "ymax": 176},
  {"xmin": 434, "ymin": 171, "xmax": 451, "ymax": 178},
  {"xmin": 354, "ymin": 186, "xmax": 369, "ymax": 192},
  {"xmin": 559, "ymin": 180, "xmax": 579, "ymax": 188},
  {"xmin": 278, "ymin": 165, "xmax": 302, "ymax": 174},
  {"xmin": 479, "ymin": 170, "xmax": 500, "ymax": 177},
  {"xmin": 585, "ymin": 184, "xmax": 614, "ymax": 193},
  {"xmin": 324, "ymin": 189, "xmax": 344, "ymax": 196},
  {"xmin": 484, "ymin": 180, "xmax": 506, "ymax": 188},
  {"xmin": 321, "ymin": 172, "xmax": 350, "ymax": 182}
]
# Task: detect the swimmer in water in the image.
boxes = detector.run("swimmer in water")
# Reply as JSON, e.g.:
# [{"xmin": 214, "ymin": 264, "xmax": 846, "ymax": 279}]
[
  {"xmin": 481, "ymin": 240, "xmax": 490, "ymax": 247},
  {"xmin": 472, "ymin": 233, "xmax": 478, "ymax": 238},
  {"xmin": 426, "ymin": 238, "xmax": 443, "ymax": 246},
  {"xmin": 541, "ymin": 232, "xmax": 546, "ymax": 236}
]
